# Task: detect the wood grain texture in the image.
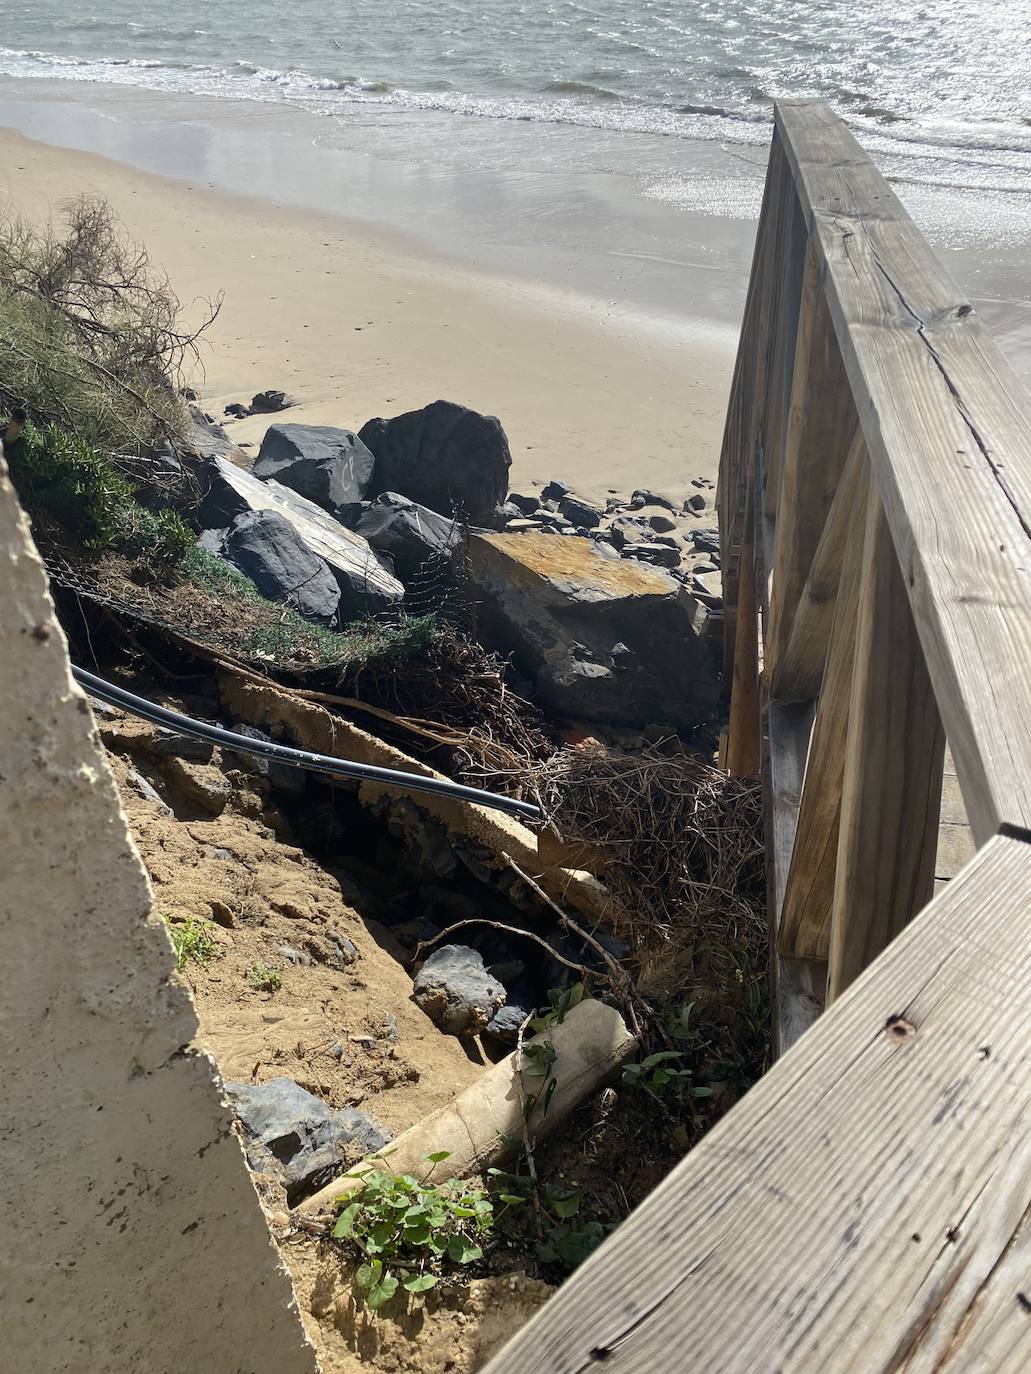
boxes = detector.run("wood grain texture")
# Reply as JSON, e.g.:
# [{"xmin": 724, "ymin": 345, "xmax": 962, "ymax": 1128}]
[
  {"xmin": 764, "ymin": 696, "xmax": 825, "ymax": 1052},
  {"xmin": 716, "ymin": 133, "xmax": 786, "ymax": 672},
  {"xmin": 775, "ymin": 99, "xmax": 1031, "ymax": 843},
  {"xmin": 777, "ymin": 456, "xmax": 870, "ymax": 960},
  {"xmin": 481, "ymin": 835, "xmax": 1031, "ymax": 1374},
  {"xmin": 827, "ymin": 490, "xmax": 946, "ymax": 999},
  {"xmin": 765, "ymin": 242, "xmax": 857, "ymax": 682},
  {"xmin": 727, "ymin": 487, "xmax": 761, "ymax": 777}
]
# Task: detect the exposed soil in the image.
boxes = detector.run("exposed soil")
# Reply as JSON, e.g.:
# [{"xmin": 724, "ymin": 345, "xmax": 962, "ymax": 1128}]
[{"xmin": 100, "ymin": 707, "xmax": 560, "ymax": 1369}]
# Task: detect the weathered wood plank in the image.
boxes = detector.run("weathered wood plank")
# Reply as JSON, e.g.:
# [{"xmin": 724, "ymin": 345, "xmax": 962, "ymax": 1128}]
[
  {"xmin": 772, "ymin": 428, "xmax": 865, "ymax": 702},
  {"xmin": 756, "ymin": 488, "xmax": 824, "ymax": 1052},
  {"xmin": 777, "ymin": 455, "xmax": 870, "ymax": 960},
  {"xmin": 763, "ymin": 696, "xmax": 824, "ymax": 1052},
  {"xmin": 727, "ymin": 485, "xmax": 761, "ymax": 777},
  {"xmin": 765, "ymin": 243, "xmax": 856, "ymax": 683},
  {"xmin": 827, "ymin": 489, "xmax": 946, "ymax": 999},
  {"xmin": 481, "ymin": 835, "xmax": 1031, "ymax": 1374},
  {"xmin": 776, "ymin": 99, "xmax": 1031, "ymax": 843},
  {"xmin": 761, "ymin": 177, "xmax": 808, "ymax": 516},
  {"xmin": 717, "ymin": 132, "xmax": 786, "ymax": 673}
]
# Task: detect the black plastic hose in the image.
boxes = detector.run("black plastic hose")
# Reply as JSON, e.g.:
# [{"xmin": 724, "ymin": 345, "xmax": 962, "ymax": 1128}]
[{"xmin": 72, "ymin": 664, "xmax": 541, "ymax": 822}]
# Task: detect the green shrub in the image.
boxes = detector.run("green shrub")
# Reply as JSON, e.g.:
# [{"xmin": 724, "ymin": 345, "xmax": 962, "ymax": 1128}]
[
  {"xmin": 331, "ymin": 1154, "xmax": 493, "ymax": 1309},
  {"xmin": 4, "ymin": 419, "xmax": 193, "ymax": 573}
]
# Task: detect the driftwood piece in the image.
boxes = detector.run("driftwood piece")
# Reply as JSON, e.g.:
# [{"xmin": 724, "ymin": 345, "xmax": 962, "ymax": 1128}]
[{"xmin": 297, "ymin": 999, "xmax": 636, "ymax": 1215}]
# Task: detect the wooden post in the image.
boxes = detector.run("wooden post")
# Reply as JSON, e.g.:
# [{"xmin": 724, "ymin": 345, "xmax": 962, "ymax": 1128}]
[
  {"xmin": 826, "ymin": 489, "xmax": 946, "ymax": 1000},
  {"xmin": 726, "ymin": 481, "xmax": 760, "ymax": 777},
  {"xmin": 765, "ymin": 242, "xmax": 857, "ymax": 686},
  {"xmin": 777, "ymin": 455, "xmax": 870, "ymax": 960}
]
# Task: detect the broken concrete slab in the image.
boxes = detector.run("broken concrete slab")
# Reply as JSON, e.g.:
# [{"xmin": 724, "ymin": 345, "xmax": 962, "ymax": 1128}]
[
  {"xmin": 467, "ymin": 532, "xmax": 719, "ymax": 729},
  {"xmin": 198, "ymin": 457, "xmax": 403, "ymax": 617}
]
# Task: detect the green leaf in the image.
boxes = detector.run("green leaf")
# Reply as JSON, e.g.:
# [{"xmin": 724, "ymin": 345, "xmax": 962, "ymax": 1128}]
[
  {"xmin": 546, "ymin": 1186, "xmax": 581, "ymax": 1219},
  {"xmin": 498, "ymin": 1193, "xmax": 527, "ymax": 1205},
  {"xmin": 369, "ymin": 1222, "xmax": 395, "ymax": 1248},
  {"xmin": 450, "ymin": 1205, "xmax": 476, "ymax": 1217},
  {"xmin": 423, "ymin": 1150, "xmax": 451, "ymax": 1163},
  {"xmin": 403, "ymin": 1273, "xmax": 439, "ymax": 1294},
  {"xmin": 691, "ymin": 1085, "xmax": 715, "ymax": 1098},
  {"xmin": 641, "ymin": 1051, "xmax": 684, "ymax": 1069},
  {"xmin": 367, "ymin": 1274, "xmax": 399, "ymax": 1310},
  {"xmin": 331, "ymin": 1203, "xmax": 361, "ymax": 1239},
  {"xmin": 402, "ymin": 1224, "xmax": 431, "ymax": 1246},
  {"xmin": 356, "ymin": 1261, "xmax": 381, "ymax": 1291},
  {"xmin": 446, "ymin": 1235, "xmax": 483, "ymax": 1264}
]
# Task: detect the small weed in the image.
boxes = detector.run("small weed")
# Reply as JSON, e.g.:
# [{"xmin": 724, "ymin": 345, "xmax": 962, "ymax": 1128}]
[
  {"xmin": 247, "ymin": 962, "xmax": 282, "ymax": 993},
  {"xmin": 487, "ymin": 1168, "xmax": 614, "ymax": 1273},
  {"xmin": 331, "ymin": 1153, "xmax": 494, "ymax": 1309},
  {"xmin": 530, "ymin": 981, "xmax": 590, "ymax": 1033},
  {"xmin": 165, "ymin": 915, "xmax": 218, "ymax": 971},
  {"xmin": 622, "ymin": 1051, "xmax": 713, "ymax": 1104}
]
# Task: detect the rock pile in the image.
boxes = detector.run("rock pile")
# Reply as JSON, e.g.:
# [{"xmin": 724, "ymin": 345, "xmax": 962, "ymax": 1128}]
[{"xmin": 188, "ymin": 400, "xmax": 511, "ymax": 628}]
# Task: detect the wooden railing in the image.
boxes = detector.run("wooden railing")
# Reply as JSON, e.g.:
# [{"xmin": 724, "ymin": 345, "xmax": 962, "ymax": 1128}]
[{"xmin": 482, "ymin": 101, "xmax": 1031, "ymax": 1372}]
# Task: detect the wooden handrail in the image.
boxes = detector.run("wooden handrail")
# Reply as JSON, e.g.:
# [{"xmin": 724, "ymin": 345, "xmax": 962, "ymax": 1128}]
[{"xmin": 481, "ymin": 102, "xmax": 1031, "ymax": 1372}]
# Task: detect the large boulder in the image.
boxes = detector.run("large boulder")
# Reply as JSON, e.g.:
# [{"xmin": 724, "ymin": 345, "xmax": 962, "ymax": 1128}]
[
  {"xmin": 254, "ymin": 424, "xmax": 376, "ymax": 512},
  {"xmin": 412, "ymin": 945, "xmax": 506, "ymax": 1036},
  {"xmin": 223, "ymin": 510, "xmax": 341, "ymax": 626},
  {"xmin": 225, "ymin": 1078, "xmax": 391, "ymax": 1204},
  {"xmin": 359, "ymin": 400, "xmax": 511, "ymax": 527},
  {"xmin": 467, "ymin": 532, "xmax": 719, "ymax": 728},
  {"xmin": 354, "ymin": 492, "xmax": 463, "ymax": 584},
  {"xmin": 198, "ymin": 457, "xmax": 403, "ymax": 618}
]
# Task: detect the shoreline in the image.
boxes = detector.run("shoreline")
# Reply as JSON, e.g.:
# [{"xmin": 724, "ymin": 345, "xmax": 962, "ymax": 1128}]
[{"xmin": 1, "ymin": 76, "xmax": 1030, "ymax": 500}]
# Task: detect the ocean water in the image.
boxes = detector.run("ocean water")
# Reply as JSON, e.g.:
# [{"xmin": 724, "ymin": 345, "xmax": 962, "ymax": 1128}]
[{"xmin": 2, "ymin": 0, "xmax": 1030, "ymax": 205}]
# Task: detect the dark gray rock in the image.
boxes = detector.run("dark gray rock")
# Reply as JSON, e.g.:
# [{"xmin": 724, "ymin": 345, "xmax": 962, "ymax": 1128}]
[
  {"xmin": 685, "ymin": 493, "xmax": 707, "ymax": 512},
  {"xmin": 197, "ymin": 527, "xmax": 227, "ymax": 555},
  {"xmin": 486, "ymin": 993, "xmax": 536, "ymax": 1044},
  {"xmin": 180, "ymin": 405, "xmax": 249, "ymax": 466},
  {"xmin": 223, "ymin": 510, "xmax": 341, "ymax": 626},
  {"xmin": 151, "ymin": 730, "xmax": 214, "ymax": 764},
  {"xmin": 649, "ymin": 513, "xmax": 677, "ymax": 534},
  {"xmin": 412, "ymin": 945, "xmax": 506, "ymax": 1035},
  {"xmin": 225, "ymin": 402, "xmax": 251, "ymax": 419},
  {"xmin": 632, "ymin": 489, "xmax": 676, "ymax": 512},
  {"xmin": 225, "ymin": 1078, "xmax": 391, "ymax": 1204},
  {"xmin": 353, "ymin": 492, "xmax": 463, "ymax": 584},
  {"xmin": 197, "ymin": 457, "xmax": 403, "ymax": 616},
  {"xmin": 623, "ymin": 541, "xmax": 682, "ymax": 569},
  {"xmin": 251, "ymin": 389, "xmax": 291, "ymax": 413},
  {"xmin": 559, "ymin": 496, "xmax": 601, "ymax": 529},
  {"xmin": 541, "ymin": 480, "xmax": 569, "ymax": 502},
  {"xmin": 359, "ymin": 399, "xmax": 511, "ymax": 527},
  {"xmin": 136, "ymin": 440, "xmax": 191, "ymax": 513},
  {"xmin": 508, "ymin": 492, "xmax": 540, "ymax": 515},
  {"xmin": 689, "ymin": 527, "xmax": 721, "ymax": 554},
  {"xmin": 228, "ymin": 722, "xmax": 308, "ymax": 795},
  {"xmin": 254, "ymin": 424, "xmax": 376, "ymax": 512}
]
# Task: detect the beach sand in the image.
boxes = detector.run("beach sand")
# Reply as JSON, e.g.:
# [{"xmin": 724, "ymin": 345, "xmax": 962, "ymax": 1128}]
[{"xmin": 0, "ymin": 124, "xmax": 738, "ymax": 506}]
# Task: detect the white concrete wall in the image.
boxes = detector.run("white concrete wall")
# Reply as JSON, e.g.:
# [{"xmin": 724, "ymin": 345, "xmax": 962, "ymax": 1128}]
[{"xmin": 0, "ymin": 464, "xmax": 318, "ymax": 1374}]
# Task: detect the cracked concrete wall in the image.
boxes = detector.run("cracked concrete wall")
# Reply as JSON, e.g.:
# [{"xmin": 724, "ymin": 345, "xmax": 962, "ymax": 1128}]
[{"xmin": 0, "ymin": 466, "xmax": 318, "ymax": 1373}]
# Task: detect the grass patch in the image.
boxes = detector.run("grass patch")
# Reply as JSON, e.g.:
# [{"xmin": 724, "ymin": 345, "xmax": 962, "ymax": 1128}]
[
  {"xmin": 176, "ymin": 544, "xmax": 440, "ymax": 672},
  {"xmin": 165, "ymin": 916, "xmax": 219, "ymax": 970}
]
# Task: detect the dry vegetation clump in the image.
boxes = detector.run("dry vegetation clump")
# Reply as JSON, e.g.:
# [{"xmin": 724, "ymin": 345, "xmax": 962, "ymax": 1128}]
[
  {"xmin": 0, "ymin": 194, "xmax": 219, "ymax": 455},
  {"xmin": 531, "ymin": 743, "xmax": 769, "ymax": 1087}
]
